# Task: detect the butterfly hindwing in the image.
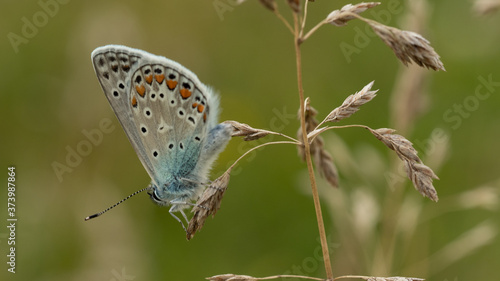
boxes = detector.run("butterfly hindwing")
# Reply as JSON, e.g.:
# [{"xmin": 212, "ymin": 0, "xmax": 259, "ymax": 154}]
[{"xmin": 130, "ymin": 63, "xmax": 211, "ymax": 184}]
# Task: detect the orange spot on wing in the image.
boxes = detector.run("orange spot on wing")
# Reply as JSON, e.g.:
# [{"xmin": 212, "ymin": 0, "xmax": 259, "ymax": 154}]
[
  {"xmin": 192, "ymin": 102, "xmax": 198, "ymax": 108},
  {"xmin": 131, "ymin": 96, "xmax": 138, "ymax": 107},
  {"xmin": 197, "ymin": 104, "xmax": 204, "ymax": 113},
  {"xmin": 145, "ymin": 75, "xmax": 153, "ymax": 84},
  {"xmin": 166, "ymin": 80, "xmax": 178, "ymax": 90},
  {"xmin": 180, "ymin": 89, "xmax": 192, "ymax": 99},
  {"xmin": 136, "ymin": 84, "xmax": 146, "ymax": 97},
  {"xmin": 203, "ymin": 113, "xmax": 207, "ymax": 122},
  {"xmin": 155, "ymin": 74, "xmax": 164, "ymax": 84}
]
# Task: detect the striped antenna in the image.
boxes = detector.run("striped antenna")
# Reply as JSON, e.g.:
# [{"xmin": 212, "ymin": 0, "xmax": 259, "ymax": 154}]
[{"xmin": 85, "ymin": 186, "xmax": 150, "ymax": 221}]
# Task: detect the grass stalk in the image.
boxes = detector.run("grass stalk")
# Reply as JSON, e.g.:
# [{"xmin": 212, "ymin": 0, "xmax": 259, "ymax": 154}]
[{"xmin": 293, "ymin": 12, "xmax": 333, "ymax": 280}]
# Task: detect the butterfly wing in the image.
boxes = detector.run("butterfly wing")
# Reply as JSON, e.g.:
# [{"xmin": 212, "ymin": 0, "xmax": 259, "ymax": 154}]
[{"xmin": 91, "ymin": 45, "xmax": 218, "ymax": 188}]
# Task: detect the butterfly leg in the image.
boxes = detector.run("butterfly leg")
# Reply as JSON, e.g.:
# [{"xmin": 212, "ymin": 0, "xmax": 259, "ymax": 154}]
[
  {"xmin": 180, "ymin": 209, "xmax": 189, "ymax": 225},
  {"xmin": 169, "ymin": 205, "xmax": 188, "ymax": 234},
  {"xmin": 169, "ymin": 198, "xmax": 202, "ymax": 232}
]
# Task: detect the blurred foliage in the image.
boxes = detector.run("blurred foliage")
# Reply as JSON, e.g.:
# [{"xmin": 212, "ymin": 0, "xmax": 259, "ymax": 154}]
[{"xmin": 1, "ymin": 0, "xmax": 499, "ymax": 281}]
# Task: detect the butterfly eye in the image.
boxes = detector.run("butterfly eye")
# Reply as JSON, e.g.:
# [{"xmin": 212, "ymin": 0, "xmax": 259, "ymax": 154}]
[{"xmin": 151, "ymin": 190, "xmax": 161, "ymax": 202}]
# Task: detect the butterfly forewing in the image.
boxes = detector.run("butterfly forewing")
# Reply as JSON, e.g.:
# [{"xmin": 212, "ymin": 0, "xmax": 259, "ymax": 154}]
[
  {"xmin": 92, "ymin": 45, "xmax": 212, "ymax": 186},
  {"xmin": 92, "ymin": 48, "xmax": 158, "ymax": 183}
]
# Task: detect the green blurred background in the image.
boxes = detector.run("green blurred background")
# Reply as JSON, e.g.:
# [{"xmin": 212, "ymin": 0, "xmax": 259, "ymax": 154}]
[{"xmin": 1, "ymin": 0, "xmax": 499, "ymax": 280}]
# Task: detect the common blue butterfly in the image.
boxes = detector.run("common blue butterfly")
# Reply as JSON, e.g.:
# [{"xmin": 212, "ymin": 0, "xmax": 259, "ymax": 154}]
[{"xmin": 86, "ymin": 45, "xmax": 232, "ymax": 231}]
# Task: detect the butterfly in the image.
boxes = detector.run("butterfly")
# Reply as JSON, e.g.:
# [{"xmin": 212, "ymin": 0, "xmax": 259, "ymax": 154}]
[{"xmin": 86, "ymin": 45, "xmax": 232, "ymax": 231}]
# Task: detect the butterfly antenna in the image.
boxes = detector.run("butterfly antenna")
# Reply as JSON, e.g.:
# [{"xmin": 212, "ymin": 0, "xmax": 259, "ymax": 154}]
[{"xmin": 84, "ymin": 186, "xmax": 150, "ymax": 221}]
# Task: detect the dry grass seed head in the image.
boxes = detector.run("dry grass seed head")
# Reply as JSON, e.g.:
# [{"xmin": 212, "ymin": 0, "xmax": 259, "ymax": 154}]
[
  {"xmin": 287, "ymin": 0, "xmax": 301, "ymax": 13},
  {"xmin": 315, "ymin": 143, "xmax": 339, "ymax": 188},
  {"xmin": 326, "ymin": 2, "xmax": 381, "ymax": 26},
  {"xmin": 187, "ymin": 171, "xmax": 231, "ymax": 240},
  {"xmin": 258, "ymin": 0, "xmax": 277, "ymax": 11},
  {"xmin": 324, "ymin": 81, "xmax": 378, "ymax": 123},
  {"xmin": 366, "ymin": 277, "xmax": 424, "ymax": 281},
  {"xmin": 223, "ymin": 120, "xmax": 271, "ymax": 141},
  {"xmin": 297, "ymin": 97, "xmax": 318, "ymax": 161},
  {"xmin": 367, "ymin": 21, "xmax": 445, "ymax": 71},
  {"xmin": 207, "ymin": 274, "xmax": 257, "ymax": 281},
  {"xmin": 297, "ymin": 98, "xmax": 339, "ymax": 187},
  {"xmin": 369, "ymin": 128, "xmax": 439, "ymax": 201}
]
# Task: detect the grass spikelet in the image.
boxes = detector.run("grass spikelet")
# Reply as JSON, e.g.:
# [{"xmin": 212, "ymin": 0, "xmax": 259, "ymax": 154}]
[
  {"xmin": 187, "ymin": 171, "xmax": 231, "ymax": 240},
  {"xmin": 368, "ymin": 128, "xmax": 439, "ymax": 201},
  {"xmin": 326, "ymin": 2, "xmax": 381, "ymax": 26},
  {"xmin": 365, "ymin": 20, "xmax": 445, "ymax": 71},
  {"xmin": 322, "ymin": 81, "xmax": 378, "ymax": 124}
]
